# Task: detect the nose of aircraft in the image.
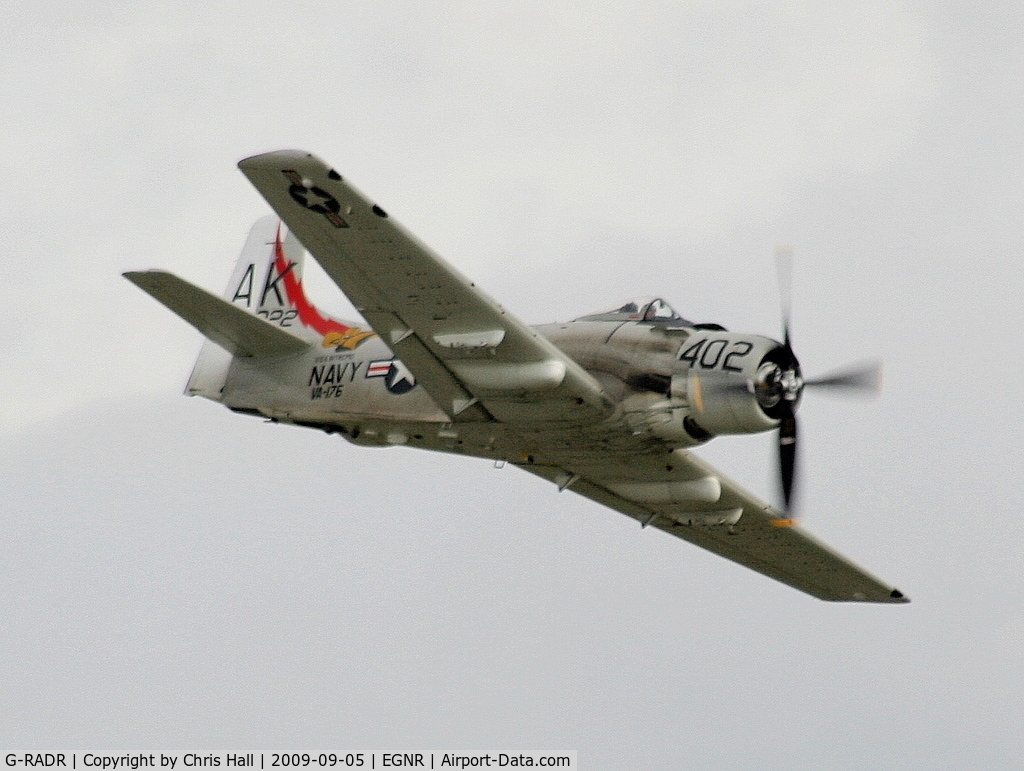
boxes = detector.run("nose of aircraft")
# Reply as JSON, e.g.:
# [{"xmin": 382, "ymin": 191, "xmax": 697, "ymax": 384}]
[{"xmin": 753, "ymin": 345, "xmax": 804, "ymax": 418}]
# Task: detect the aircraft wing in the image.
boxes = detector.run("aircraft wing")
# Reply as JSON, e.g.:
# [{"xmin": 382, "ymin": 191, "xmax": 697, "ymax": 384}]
[
  {"xmin": 239, "ymin": 150, "xmax": 613, "ymax": 424},
  {"xmin": 237, "ymin": 150, "xmax": 906, "ymax": 602},
  {"xmin": 523, "ymin": 448, "xmax": 908, "ymax": 603}
]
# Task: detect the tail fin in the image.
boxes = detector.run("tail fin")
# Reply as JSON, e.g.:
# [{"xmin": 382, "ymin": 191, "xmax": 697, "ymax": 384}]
[
  {"xmin": 225, "ymin": 214, "xmax": 308, "ymax": 321},
  {"xmin": 183, "ymin": 215, "xmax": 377, "ymax": 399},
  {"xmin": 185, "ymin": 215, "xmax": 313, "ymax": 399},
  {"xmin": 126, "ymin": 215, "xmax": 376, "ymax": 402},
  {"xmin": 231, "ymin": 215, "xmax": 377, "ymax": 351}
]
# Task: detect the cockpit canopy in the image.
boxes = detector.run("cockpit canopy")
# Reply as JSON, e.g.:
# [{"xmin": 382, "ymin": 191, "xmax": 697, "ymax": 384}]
[{"xmin": 574, "ymin": 296, "xmax": 693, "ymax": 325}]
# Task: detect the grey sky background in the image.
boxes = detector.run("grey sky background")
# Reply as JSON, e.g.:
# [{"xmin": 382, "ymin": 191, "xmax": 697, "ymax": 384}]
[{"xmin": 2, "ymin": 2, "xmax": 1022, "ymax": 767}]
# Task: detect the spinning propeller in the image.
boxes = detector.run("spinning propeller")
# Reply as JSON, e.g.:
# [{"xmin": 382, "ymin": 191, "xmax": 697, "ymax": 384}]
[{"xmin": 767, "ymin": 246, "xmax": 881, "ymax": 518}]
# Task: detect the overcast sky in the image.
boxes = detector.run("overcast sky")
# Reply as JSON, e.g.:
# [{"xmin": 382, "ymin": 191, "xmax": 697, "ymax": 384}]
[{"xmin": 2, "ymin": 2, "xmax": 1023, "ymax": 767}]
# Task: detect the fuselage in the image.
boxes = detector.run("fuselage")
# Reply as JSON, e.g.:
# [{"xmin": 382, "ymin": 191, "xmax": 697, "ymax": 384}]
[{"xmin": 217, "ymin": 311, "xmax": 789, "ymax": 465}]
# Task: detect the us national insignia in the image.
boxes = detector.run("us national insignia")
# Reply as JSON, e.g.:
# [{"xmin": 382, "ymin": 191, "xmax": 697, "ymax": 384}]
[
  {"xmin": 282, "ymin": 169, "xmax": 349, "ymax": 228},
  {"xmin": 367, "ymin": 359, "xmax": 417, "ymax": 395}
]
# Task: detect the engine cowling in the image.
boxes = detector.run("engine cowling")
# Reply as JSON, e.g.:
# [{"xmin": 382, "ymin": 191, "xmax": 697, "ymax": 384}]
[
  {"xmin": 673, "ymin": 332, "xmax": 800, "ymax": 437},
  {"xmin": 621, "ymin": 332, "xmax": 801, "ymax": 444}
]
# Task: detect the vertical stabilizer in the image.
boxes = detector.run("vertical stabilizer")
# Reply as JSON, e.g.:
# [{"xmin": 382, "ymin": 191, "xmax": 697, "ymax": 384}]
[
  {"xmin": 185, "ymin": 215, "xmax": 307, "ymax": 399},
  {"xmin": 228, "ymin": 214, "xmax": 308, "ymax": 320}
]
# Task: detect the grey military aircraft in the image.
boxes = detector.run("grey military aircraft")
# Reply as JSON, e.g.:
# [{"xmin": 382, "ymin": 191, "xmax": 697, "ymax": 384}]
[{"xmin": 126, "ymin": 150, "xmax": 907, "ymax": 603}]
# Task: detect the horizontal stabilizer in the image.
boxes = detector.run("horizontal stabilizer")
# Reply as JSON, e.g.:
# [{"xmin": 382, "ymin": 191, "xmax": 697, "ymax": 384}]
[{"xmin": 124, "ymin": 270, "xmax": 309, "ymax": 358}]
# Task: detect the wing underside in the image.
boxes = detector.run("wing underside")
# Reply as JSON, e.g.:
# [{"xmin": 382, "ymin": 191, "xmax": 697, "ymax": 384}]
[{"xmin": 521, "ymin": 448, "xmax": 907, "ymax": 603}]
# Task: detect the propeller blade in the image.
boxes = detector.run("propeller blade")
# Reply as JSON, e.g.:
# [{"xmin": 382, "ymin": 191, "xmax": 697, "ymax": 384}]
[
  {"xmin": 774, "ymin": 245, "xmax": 794, "ymax": 353},
  {"xmin": 805, "ymin": 360, "xmax": 882, "ymax": 395},
  {"xmin": 778, "ymin": 401, "xmax": 799, "ymax": 513}
]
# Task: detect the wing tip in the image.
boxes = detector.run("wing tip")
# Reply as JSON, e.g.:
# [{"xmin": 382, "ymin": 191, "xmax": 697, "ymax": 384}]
[
  {"xmin": 123, "ymin": 269, "xmax": 173, "ymax": 289},
  {"xmin": 834, "ymin": 587, "xmax": 910, "ymax": 604},
  {"xmin": 238, "ymin": 148, "xmax": 322, "ymax": 172}
]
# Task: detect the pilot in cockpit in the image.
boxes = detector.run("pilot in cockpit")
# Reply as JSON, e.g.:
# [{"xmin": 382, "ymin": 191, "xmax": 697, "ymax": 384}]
[
  {"xmin": 575, "ymin": 297, "xmax": 691, "ymax": 325},
  {"xmin": 642, "ymin": 298, "xmax": 679, "ymax": 322}
]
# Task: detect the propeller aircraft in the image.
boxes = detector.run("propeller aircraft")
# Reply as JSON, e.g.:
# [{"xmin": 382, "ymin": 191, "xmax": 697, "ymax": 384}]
[{"xmin": 126, "ymin": 150, "xmax": 907, "ymax": 603}]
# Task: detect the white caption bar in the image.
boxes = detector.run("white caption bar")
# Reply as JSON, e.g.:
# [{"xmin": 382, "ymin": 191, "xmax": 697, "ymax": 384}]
[{"xmin": 2, "ymin": 752, "xmax": 579, "ymax": 771}]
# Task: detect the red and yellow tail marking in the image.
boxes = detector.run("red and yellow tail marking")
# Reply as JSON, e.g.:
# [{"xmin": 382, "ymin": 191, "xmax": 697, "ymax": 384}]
[{"xmin": 273, "ymin": 226, "xmax": 376, "ymax": 349}]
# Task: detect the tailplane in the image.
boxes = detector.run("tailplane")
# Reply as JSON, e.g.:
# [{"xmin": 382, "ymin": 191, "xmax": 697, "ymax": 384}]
[
  {"xmin": 123, "ymin": 270, "xmax": 309, "ymax": 359},
  {"xmin": 125, "ymin": 215, "xmax": 378, "ymax": 402}
]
